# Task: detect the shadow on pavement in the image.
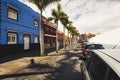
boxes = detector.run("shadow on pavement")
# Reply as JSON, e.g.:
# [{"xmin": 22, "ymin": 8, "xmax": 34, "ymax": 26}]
[
  {"xmin": 43, "ymin": 51, "xmax": 84, "ymax": 80},
  {"xmin": 0, "ymin": 50, "xmax": 84, "ymax": 80},
  {"xmin": 0, "ymin": 63, "xmax": 56, "ymax": 79},
  {"xmin": 0, "ymin": 50, "xmax": 40, "ymax": 63}
]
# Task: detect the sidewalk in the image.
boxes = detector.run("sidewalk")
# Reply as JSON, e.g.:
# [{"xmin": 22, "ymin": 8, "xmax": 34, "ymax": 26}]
[
  {"xmin": 0, "ymin": 54, "xmax": 49, "ymax": 76},
  {"xmin": 0, "ymin": 47, "xmax": 69, "ymax": 76}
]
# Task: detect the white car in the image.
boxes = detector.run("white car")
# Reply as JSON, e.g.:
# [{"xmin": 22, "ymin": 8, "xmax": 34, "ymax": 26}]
[{"xmin": 79, "ymin": 49, "xmax": 120, "ymax": 80}]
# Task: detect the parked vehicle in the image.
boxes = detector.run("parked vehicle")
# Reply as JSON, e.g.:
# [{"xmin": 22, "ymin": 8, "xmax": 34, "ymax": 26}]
[
  {"xmin": 73, "ymin": 43, "xmax": 82, "ymax": 51},
  {"xmin": 81, "ymin": 41, "xmax": 88, "ymax": 49},
  {"xmin": 82, "ymin": 43, "xmax": 104, "ymax": 56},
  {"xmin": 79, "ymin": 49, "xmax": 120, "ymax": 80}
]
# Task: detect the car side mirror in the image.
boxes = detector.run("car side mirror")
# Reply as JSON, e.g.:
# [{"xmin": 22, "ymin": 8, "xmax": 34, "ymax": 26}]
[{"xmin": 79, "ymin": 56, "xmax": 86, "ymax": 60}]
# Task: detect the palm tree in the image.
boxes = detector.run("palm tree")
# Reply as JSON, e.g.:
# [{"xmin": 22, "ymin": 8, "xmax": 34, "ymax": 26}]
[
  {"xmin": 29, "ymin": 0, "xmax": 60, "ymax": 54},
  {"xmin": 69, "ymin": 27, "xmax": 79, "ymax": 46},
  {"xmin": 66, "ymin": 21, "xmax": 73, "ymax": 46},
  {"xmin": 61, "ymin": 17, "xmax": 73, "ymax": 47},
  {"xmin": 61, "ymin": 16, "xmax": 79, "ymax": 47},
  {"xmin": 48, "ymin": 3, "xmax": 66, "ymax": 52},
  {"xmin": 60, "ymin": 14, "xmax": 69, "ymax": 49}
]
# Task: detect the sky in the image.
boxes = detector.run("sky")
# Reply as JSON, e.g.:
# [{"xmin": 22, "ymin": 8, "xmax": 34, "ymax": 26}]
[
  {"xmin": 19, "ymin": 0, "xmax": 120, "ymax": 34},
  {"xmin": 89, "ymin": 27, "xmax": 120, "ymax": 49}
]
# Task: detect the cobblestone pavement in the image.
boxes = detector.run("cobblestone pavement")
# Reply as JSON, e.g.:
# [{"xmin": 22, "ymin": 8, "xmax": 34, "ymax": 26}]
[{"xmin": 1, "ymin": 50, "xmax": 84, "ymax": 80}]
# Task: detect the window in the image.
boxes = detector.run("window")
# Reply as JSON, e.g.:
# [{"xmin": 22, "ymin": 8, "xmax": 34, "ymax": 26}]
[
  {"xmin": 85, "ymin": 44, "xmax": 104, "ymax": 49},
  {"xmin": 34, "ymin": 19, "xmax": 39, "ymax": 27},
  {"xmin": 45, "ymin": 27, "xmax": 49, "ymax": 31},
  {"xmin": 87, "ymin": 53, "xmax": 107, "ymax": 80},
  {"xmin": 34, "ymin": 35, "xmax": 39, "ymax": 43},
  {"xmin": 47, "ymin": 38, "xmax": 50, "ymax": 43},
  {"xmin": 108, "ymin": 69, "xmax": 120, "ymax": 80},
  {"xmin": 8, "ymin": 33, "xmax": 17, "ymax": 44},
  {"xmin": 54, "ymin": 30, "xmax": 56, "ymax": 34},
  {"xmin": 85, "ymin": 51, "xmax": 93, "ymax": 66},
  {"xmin": 51, "ymin": 28, "xmax": 53, "ymax": 32},
  {"xmin": 8, "ymin": 8, "xmax": 18, "ymax": 20}
]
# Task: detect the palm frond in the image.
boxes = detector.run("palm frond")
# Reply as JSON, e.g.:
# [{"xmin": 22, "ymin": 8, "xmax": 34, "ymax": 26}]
[
  {"xmin": 52, "ymin": 9, "xmax": 58, "ymax": 18},
  {"xmin": 57, "ymin": 2, "xmax": 61, "ymax": 12},
  {"xmin": 43, "ymin": 0, "xmax": 60, "ymax": 9},
  {"xmin": 47, "ymin": 17, "xmax": 54, "ymax": 21},
  {"xmin": 29, "ymin": 0, "xmax": 60, "ymax": 13}
]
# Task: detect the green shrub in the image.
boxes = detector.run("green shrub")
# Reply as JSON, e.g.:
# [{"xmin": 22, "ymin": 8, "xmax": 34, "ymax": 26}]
[{"xmin": 40, "ymin": 53, "xmax": 47, "ymax": 57}]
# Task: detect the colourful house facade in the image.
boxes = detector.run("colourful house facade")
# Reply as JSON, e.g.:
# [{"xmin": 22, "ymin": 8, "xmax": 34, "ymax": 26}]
[
  {"xmin": 0, "ymin": 0, "xmax": 40, "ymax": 57},
  {"xmin": 58, "ymin": 30, "xmax": 64, "ymax": 49},
  {"xmin": 42, "ymin": 16, "xmax": 56, "ymax": 53}
]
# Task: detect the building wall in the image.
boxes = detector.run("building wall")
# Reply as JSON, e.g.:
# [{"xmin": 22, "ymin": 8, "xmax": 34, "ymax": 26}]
[
  {"xmin": 42, "ymin": 16, "xmax": 56, "ymax": 53},
  {"xmin": 0, "ymin": 0, "xmax": 1, "ymax": 44},
  {"xmin": 65, "ymin": 35, "xmax": 70, "ymax": 45},
  {"xmin": 0, "ymin": 0, "xmax": 40, "ymax": 57},
  {"xmin": 58, "ymin": 30, "xmax": 63, "ymax": 49}
]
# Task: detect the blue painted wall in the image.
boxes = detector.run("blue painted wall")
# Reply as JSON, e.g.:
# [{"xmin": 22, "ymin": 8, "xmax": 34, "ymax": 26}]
[
  {"xmin": 0, "ymin": 0, "xmax": 2, "ymax": 44},
  {"xmin": 1, "ymin": 0, "xmax": 40, "ymax": 44}
]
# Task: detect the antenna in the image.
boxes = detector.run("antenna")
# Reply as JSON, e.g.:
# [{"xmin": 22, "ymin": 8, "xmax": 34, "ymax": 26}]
[{"xmin": 112, "ymin": 41, "xmax": 120, "ymax": 49}]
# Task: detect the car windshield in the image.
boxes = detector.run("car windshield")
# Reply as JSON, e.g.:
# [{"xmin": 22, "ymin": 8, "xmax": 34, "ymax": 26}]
[{"xmin": 85, "ymin": 44, "xmax": 104, "ymax": 49}]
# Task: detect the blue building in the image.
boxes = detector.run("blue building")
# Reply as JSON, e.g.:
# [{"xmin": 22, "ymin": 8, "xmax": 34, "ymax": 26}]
[{"xmin": 0, "ymin": 0, "xmax": 40, "ymax": 57}]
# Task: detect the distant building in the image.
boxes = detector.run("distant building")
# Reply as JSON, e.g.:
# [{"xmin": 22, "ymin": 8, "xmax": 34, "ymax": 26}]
[
  {"xmin": 65, "ymin": 35, "xmax": 70, "ymax": 46},
  {"xmin": 80, "ymin": 33, "xmax": 96, "ymax": 42},
  {"xmin": 80, "ymin": 34, "xmax": 87, "ymax": 42},
  {"xmin": 0, "ymin": 0, "xmax": 40, "ymax": 57}
]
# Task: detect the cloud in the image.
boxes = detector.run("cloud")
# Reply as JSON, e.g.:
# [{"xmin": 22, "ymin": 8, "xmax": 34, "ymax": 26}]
[
  {"xmin": 19, "ymin": 0, "xmax": 40, "ymax": 13},
  {"xmin": 19, "ymin": 0, "xmax": 120, "ymax": 34},
  {"xmin": 62, "ymin": 0, "xmax": 120, "ymax": 33},
  {"xmin": 75, "ymin": 3, "xmax": 120, "ymax": 31}
]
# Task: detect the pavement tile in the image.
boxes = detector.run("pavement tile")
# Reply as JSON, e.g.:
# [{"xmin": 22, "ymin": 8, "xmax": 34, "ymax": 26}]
[
  {"xmin": 0, "ymin": 58, "xmax": 30, "ymax": 75},
  {"xmin": 0, "ymin": 56, "xmax": 52, "ymax": 76}
]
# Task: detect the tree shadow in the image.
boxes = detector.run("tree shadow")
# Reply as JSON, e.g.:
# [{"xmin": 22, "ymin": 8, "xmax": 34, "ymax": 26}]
[
  {"xmin": 57, "ymin": 51, "xmax": 81, "ymax": 63},
  {"xmin": 43, "ymin": 51, "xmax": 84, "ymax": 80},
  {"xmin": 44, "ymin": 59, "xmax": 84, "ymax": 80},
  {"xmin": 0, "ymin": 50, "xmax": 84, "ymax": 80},
  {"xmin": 0, "ymin": 50, "xmax": 40, "ymax": 63},
  {"xmin": 0, "ymin": 63, "xmax": 57, "ymax": 79}
]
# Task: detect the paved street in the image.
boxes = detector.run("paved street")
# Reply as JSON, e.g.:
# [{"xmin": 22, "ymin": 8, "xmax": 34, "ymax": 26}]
[{"xmin": 1, "ymin": 49, "xmax": 84, "ymax": 80}]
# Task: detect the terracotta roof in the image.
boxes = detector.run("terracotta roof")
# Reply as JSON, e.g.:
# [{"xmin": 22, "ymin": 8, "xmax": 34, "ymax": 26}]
[
  {"xmin": 42, "ymin": 16, "xmax": 56, "ymax": 29},
  {"xmin": 58, "ymin": 30, "xmax": 64, "ymax": 34}
]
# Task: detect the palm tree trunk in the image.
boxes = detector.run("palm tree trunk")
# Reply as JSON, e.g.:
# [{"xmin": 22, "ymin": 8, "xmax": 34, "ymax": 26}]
[
  {"xmin": 70, "ymin": 34, "xmax": 72, "ymax": 46},
  {"xmin": 63, "ymin": 26, "xmax": 66, "ymax": 50},
  {"xmin": 68, "ymin": 31, "xmax": 70, "ymax": 46},
  {"xmin": 40, "ymin": 10, "xmax": 44, "ymax": 55},
  {"xmin": 71, "ymin": 35, "xmax": 74, "ymax": 47},
  {"xmin": 72, "ymin": 35, "xmax": 75, "ymax": 47},
  {"xmin": 56, "ymin": 21, "xmax": 59, "ymax": 53}
]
